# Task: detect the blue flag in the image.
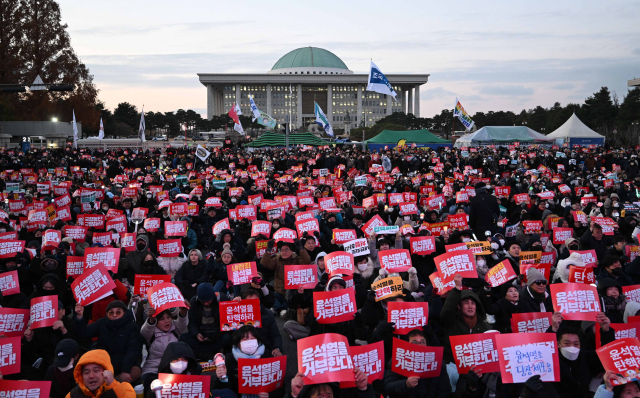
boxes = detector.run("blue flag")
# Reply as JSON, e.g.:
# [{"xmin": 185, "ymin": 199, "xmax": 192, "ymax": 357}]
[{"xmin": 367, "ymin": 61, "xmax": 398, "ymax": 101}]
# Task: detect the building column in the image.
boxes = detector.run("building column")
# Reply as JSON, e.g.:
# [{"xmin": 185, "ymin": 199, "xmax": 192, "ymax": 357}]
[
  {"xmin": 408, "ymin": 88, "xmax": 413, "ymax": 115},
  {"xmin": 217, "ymin": 90, "xmax": 223, "ymax": 115},
  {"xmin": 207, "ymin": 84, "xmax": 214, "ymax": 120},
  {"xmin": 235, "ymin": 84, "xmax": 241, "ymax": 109},
  {"xmin": 327, "ymin": 84, "xmax": 333, "ymax": 123},
  {"xmin": 414, "ymin": 85, "xmax": 420, "ymax": 118},
  {"xmin": 357, "ymin": 84, "xmax": 363, "ymax": 126},
  {"xmin": 266, "ymin": 84, "xmax": 272, "ymax": 116},
  {"xmin": 401, "ymin": 89, "xmax": 407, "ymax": 114},
  {"xmin": 386, "ymin": 94, "xmax": 392, "ymax": 116},
  {"xmin": 297, "ymin": 84, "xmax": 302, "ymax": 130}
]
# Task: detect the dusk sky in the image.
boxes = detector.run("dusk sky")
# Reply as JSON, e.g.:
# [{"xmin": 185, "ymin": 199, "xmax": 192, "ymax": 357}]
[{"xmin": 59, "ymin": 0, "xmax": 640, "ymax": 118}]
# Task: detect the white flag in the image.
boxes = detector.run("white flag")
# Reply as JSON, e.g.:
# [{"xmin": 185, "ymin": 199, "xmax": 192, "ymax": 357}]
[
  {"xmin": 196, "ymin": 145, "xmax": 211, "ymax": 162},
  {"xmin": 234, "ymin": 122, "xmax": 244, "ymax": 134},
  {"xmin": 72, "ymin": 110, "xmax": 78, "ymax": 149},
  {"xmin": 367, "ymin": 61, "xmax": 398, "ymax": 101},
  {"xmin": 98, "ymin": 118, "xmax": 104, "ymax": 139},
  {"xmin": 138, "ymin": 107, "xmax": 146, "ymax": 142},
  {"xmin": 249, "ymin": 96, "xmax": 261, "ymax": 122},
  {"xmin": 235, "ymin": 102, "xmax": 242, "ymax": 116},
  {"xmin": 314, "ymin": 102, "xmax": 334, "ymax": 137}
]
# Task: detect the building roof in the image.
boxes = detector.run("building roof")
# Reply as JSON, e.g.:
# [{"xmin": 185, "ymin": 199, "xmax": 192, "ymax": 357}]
[
  {"xmin": 629, "ymin": 78, "xmax": 640, "ymax": 87},
  {"xmin": 271, "ymin": 47, "xmax": 349, "ymax": 71},
  {"xmin": 453, "ymin": 126, "xmax": 553, "ymax": 147},
  {"xmin": 364, "ymin": 129, "xmax": 450, "ymax": 144}
]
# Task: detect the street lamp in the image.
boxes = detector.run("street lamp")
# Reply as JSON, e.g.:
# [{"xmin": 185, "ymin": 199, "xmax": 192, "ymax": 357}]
[{"xmin": 52, "ymin": 117, "xmax": 58, "ymax": 122}]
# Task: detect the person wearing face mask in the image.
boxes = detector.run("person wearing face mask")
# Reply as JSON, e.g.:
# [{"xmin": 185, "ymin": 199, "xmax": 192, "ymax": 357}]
[
  {"xmin": 353, "ymin": 254, "xmax": 378, "ymax": 291},
  {"xmin": 598, "ymin": 255, "xmax": 634, "ymax": 286},
  {"xmin": 213, "ymin": 326, "xmax": 279, "ymax": 397},
  {"xmin": 211, "ymin": 229, "xmax": 247, "ymax": 262},
  {"xmin": 0, "ymin": 253, "xmax": 33, "ymax": 299},
  {"xmin": 483, "ymin": 284, "xmax": 523, "ymax": 333},
  {"xmin": 44, "ymin": 339, "xmax": 80, "ymax": 398},
  {"xmin": 120, "ymin": 234, "xmax": 151, "ymax": 280},
  {"xmin": 552, "ymin": 252, "xmax": 586, "ymax": 283},
  {"xmin": 558, "ymin": 237, "xmax": 581, "ymax": 261},
  {"xmin": 140, "ymin": 305, "xmax": 189, "ymax": 392}
]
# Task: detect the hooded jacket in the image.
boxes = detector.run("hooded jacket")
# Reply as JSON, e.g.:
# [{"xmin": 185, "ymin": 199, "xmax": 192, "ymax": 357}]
[
  {"xmin": 120, "ymin": 234, "xmax": 150, "ymax": 281},
  {"xmin": 156, "ymin": 341, "xmax": 202, "ymax": 375},
  {"xmin": 140, "ymin": 312, "xmax": 189, "ymax": 375},
  {"xmin": 598, "ymin": 278, "xmax": 626, "ymax": 324},
  {"xmin": 72, "ymin": 310, "xmax": 143, "ymax": 375},
  {"xmin": 440, "ymin": 288, "xmax": 489, "ymax": 363},
  {"xmin": 66, "ymin": 349, "xmax": 135, "ymax": 398},
  {"xmin": 261, "ymin": 251, "xmax": 311, "ymax": 295}
]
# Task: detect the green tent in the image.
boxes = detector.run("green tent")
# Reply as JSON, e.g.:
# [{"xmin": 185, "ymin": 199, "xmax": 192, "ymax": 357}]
[
  {"xmin": 245, "ymin": 132, "xmax": 327, "ymax": 148},
  {"xmin": 364, "ymin": 129, "xmax": 451, "ymax": 150}
]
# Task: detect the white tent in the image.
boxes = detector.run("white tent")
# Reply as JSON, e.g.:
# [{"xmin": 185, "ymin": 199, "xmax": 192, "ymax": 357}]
[{"xmin": 546, "ymin": 113, "xmax": 605, "ymax": 146}]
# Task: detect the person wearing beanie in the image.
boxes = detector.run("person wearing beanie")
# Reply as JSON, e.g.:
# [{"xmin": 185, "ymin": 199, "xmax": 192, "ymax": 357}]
[
  {"xmin": 261, "ymin": 239, "xmax": 310, "ymax": 304},
  {"xmin": 598, "ymin": 278, "xmax": 627, "ymax": 323},
  {"xmin": 174, "ymin": 248, "xmax": 210, "ymax": 300},
  {"xmin": 73, "ymin": 300, "xmax": 143, "ymax": 384},
  {"xmin": 518, "ymin": 267, "xmax": 553, "ymax": 313},
  {"xmin": 553, "ymin": 252, "xmax": 585, "ymax": 283},
  {"xmin": 558, "ymin": 237, "xmax": 581, "ymax": 260},
  {"xmin": 326, "ymin": 275, "xmax": 347, "ymax": 292},
  {"xmin": 183, "ymin": 283, "xmax": 231, "ymax": 359},
  {"xmin": 65, "ymin": 349, "xmax": 135, "ymax": 398}
]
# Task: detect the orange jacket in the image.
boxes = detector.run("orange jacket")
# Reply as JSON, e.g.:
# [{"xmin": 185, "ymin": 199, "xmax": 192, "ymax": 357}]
[{"xmin": 66, "ymin": 349, "xmax": 135, "ymax": 398}]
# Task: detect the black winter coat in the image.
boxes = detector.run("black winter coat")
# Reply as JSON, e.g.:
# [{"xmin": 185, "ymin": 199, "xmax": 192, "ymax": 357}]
[
  {"xmin": 384, "ymin": 366, "xmax": 451, "ymax": 398},
  {"xmin": 468, "ymin": 190, "xmax": 500, "ymax": 235}
]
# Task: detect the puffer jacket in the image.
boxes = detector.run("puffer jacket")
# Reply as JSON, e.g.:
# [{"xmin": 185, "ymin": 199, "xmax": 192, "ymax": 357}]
[
  {"xmin": 157, "ymin": 251, "xmax": 187, "ymax": 277},
  {"xmin": 440, "ymin": 288, "xmax": 489, "ymax": 363},
  {"xmin": 66, "ymin": 349, "xmax": 135, "ymax": 398},
  {"xmin": 261, "ymin": 251, "xmax": 311, "ymax": 295},
  {"xmin": 140, "ymin": 312, "xmax": 189, "ymax": 375}
]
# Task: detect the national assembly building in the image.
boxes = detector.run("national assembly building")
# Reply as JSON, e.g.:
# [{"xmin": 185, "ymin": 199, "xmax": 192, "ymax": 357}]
[{"xmin": 198, "ymin": 47, "xmax": 429, "ymax": 134}]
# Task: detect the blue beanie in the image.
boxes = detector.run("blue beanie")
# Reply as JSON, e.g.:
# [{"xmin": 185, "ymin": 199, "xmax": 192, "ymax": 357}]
[{"xmin": 197, "ymin": 283, "xmax": 215, "ymax": 303}]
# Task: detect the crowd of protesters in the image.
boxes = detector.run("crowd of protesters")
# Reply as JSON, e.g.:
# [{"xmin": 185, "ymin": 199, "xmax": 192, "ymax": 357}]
[{"xmin": 1, "ymin": 141, "xmax": 640, "ymax": 398}]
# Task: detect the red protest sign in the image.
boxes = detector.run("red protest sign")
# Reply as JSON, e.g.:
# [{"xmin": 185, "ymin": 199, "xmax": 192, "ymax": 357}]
[
  {"xmin": 236, "ymin": 205, "xmax": 258, "ymax": 221},
  {"xmin": 66, "ymin": 256, "xmax": 84, "ymax": 278},
  {"xmin": 213, "ymin": 218, "xmax": 230, "ymax": 236},
  {"xmin": 169, "ymin": 203, "xmax": 188, "ymax": 217},
  {"xmin": 0, "ymin": 308, "xmax": 29, "ymax": 337},
  {"xmin": 450, "ymin": 333, "xmax": 500, "ymax": 374},
  {"xmin": 41, "ymin": 229, "xmax": 61, "ymax": 250},
  {"xmin": 165, "ymin": 221, "xmax": 187, "ymax": 237},
  {"xmin": 158, "ymin": 239, "xmax": 183, "ymax": 257},
  {"xmin": 134, "ymin": 274, "xmax": 171, "ymax": 299},
  {"xmin": 0, "ymin": 240, "xmax": 24, "ymax": 259},
  {"xmin": 552, "ymin": 227, "xmax": 573, "ymax": 244},
  {"xmin": 295, "ymin": 218, "xmax": 320, "ymax": 236},
  {"xmin": 147, "ymin": 282, "xmax": 187, "ymax": 313},
  {"xmin": 0, "ymin": 337, "xmax": 21, "ymax": 375},
  {"xmin": 495, "ymin": 333, "xmax": 560, "ymax": 383},
  {"xmin": 434, "ymin": 250, "xmax": 477, "ymax": 284},
  {"xmin": 410, "ymin": 236, "xmax": 436, "ymax": 255},
  {"xmin": 313, "ymin": 289, "xmax": 356, "ymax": 324},
  {"xmin": 519, "ymin": 263, "xmax": 551, "ymax": 285},
  {"xmin": 71, "ymin": 265, "xmax": 116, "ymax": 306},
  {"xmin": 568, "ymin": 266, "xmax": 595, "ymax": 284},
  {"xmin": 597, "ymin": 338, "xmax": 640, "ymax": 386},
  {"xmin": 485, "ymin": 260, "xmax": 517, "ymax": 287},
  {"xmin": 333, "ymin": 229, "xmax": 357, "ymax": 245},
  {"xmin": 495, "ymin": 186, "xmax": 511, "ymax": 199},
  {"xmin": 388, "ymin": 301, "xmax": 428, "ymax": 334},
  {"xmin": 514, "ymin": 193, "xmax": 530, "ymax": 205},
  {"xmin": 0, "ymin": 271, "xmax": 19, "ymax": 296},
  {"xmin": 77, "ymin": 214, "xmax": 105, "ymax": 228},
  {"xmin": 238, "ymin": 356, "xmax": 287, "ymax": 394},
  {"xmin": 361, "ymin": 214, "xmax": 387, "ymax": 237},
  {"xmin": 30, "ymin": 295, "xmax": 57, "ymax": 329},
  {"xmin": 297, "ymin": 333, "xmax": 354, "ymax": 384},
  {"xmin": 379, "ymin": 249, "xmax": 412, "ymax": 273},
  {"xmin": 325, "ymin": 252, "xmax": 354, "ymax": 277},
  {"xmin": 399, "ymin": 202, "xmax": 418, "ymax": 215},
  {"xmin": 64, "ymin": 226, "xmax": 88, "ymax": 242},
  {"xmin": 219, "ymin": 299, "xmax": 261, "ymax": 330},
  {"xmin": 624, "ymin": 285, "xmax": 640, "ymax": 304},
  {"xmin": 285, "ymin": 264, "xmax": 318, "ymax": 289},
  {"xmin": 569, "ymin": 250, "xmax": 597, "ymax": 267},
  {"xmin": 144, "ymin": 218, "xmax": 161, "ymax": 232},
  {"xmin": 227, "ymin": 262, "xmax": 258, "ymax": 285},
  {"xmin": 273, "ymin": 228, "xmax": 297, "ymax": 243},
  {"xmin": 392, "ymin": 337, "xmax": 443, "ymax": 378},
  {"xmin": 596, "ymin": 323, "xmax": 640, "ymax": 349},
  {"xmin": 84, "ymin": 247, "xmax": 120, "ymax": 272},
  {"xmin": 510, "ymin": 312, "xmax": 553, "ymax": 333},
  {"xmin": 340, "ymin": 341, "xmax": 384, "ymax": 388},
  {"xmin": 155, "ymin": 374, "xmax": 210, "ymax": 397},
  {"xmin": 121, "ymin": 232, "xmax": 136, "ymax": 252},
  {"xmin": 522, "ymin": 220, "xmax": 542, "ymax": 235},
  {"xmin": 251, "ymin": 221, "xmax": 272, "ymax": 237},
  {"xmin": 105, "ymin": 218, "xmax": 126, "ymax": 234},
  {"xmin": 550, "ymin": 282, "xmax": 601, "ymax": 321},
  {"xmin": 447, "ymin": 214, "xmax": 468, "ymax": 230}
]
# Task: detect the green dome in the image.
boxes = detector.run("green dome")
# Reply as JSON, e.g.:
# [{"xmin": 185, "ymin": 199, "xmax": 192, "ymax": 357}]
[{"xmin": 271, "ymin": 47, "xmax": 349, "ymax": 71}]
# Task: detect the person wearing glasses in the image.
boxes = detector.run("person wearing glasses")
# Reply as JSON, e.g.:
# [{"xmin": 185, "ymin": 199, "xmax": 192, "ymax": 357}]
[{"xmin": 517, "ymin": 267, "xmax": 553, "ymax": 313}]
